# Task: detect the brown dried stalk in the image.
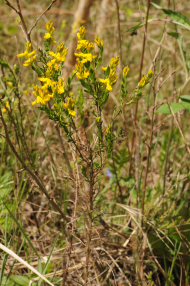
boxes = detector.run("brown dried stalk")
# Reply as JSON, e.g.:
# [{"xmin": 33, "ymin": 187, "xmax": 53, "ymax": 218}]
[
  {"xmin": 131, "ymin": 0, "xmax": 152, "ymax": 154},
  {"xmin": 114, "ymin": 0, "xmax": 122, "ymax": 75}
]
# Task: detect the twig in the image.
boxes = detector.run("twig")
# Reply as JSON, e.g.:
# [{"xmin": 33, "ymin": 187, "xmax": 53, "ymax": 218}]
[
  {"xmin": 150, "ymin": 18, "xmax": 190, "ymax": 32},
  {"xmin": 5, "ymin": 0, "xmax": 31, "ymax": 42},
  {"xmin": 114, "ymin": 0, "xmax": 122, "ymax": 74},
  {"xmin": 131, "ymin": 0, "xmax": 152, "ymax": 155},
  {"xmin": 62, "ymin": 237, "xmax": 73, "ymax": 286},
  {"xmin": 28, "ymin": 0, "xmax": 57, "ymax": 35},
  {"xmin": 5, "ymin": 0, "xmax": 57, "ymax": 42}
]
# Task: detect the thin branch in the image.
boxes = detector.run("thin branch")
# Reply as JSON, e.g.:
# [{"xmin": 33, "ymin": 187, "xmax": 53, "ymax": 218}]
[
  {"xmin": 151, "ymin": 18, "xmax": 190, "ymax": 32},
  {"xmin": 5, "ymin": 0, "xmax": 58, "ymax": 42},
  {"xmin": 62, "ymin": 237, "xmax": 73, "ymax": 286},
  {"xmin": 4, "ymin": 0, "xmax": 18, "ymax": 14},
  {"xmin": 28, "ymin": 0, "xmax": 57, "ymax": 35},
  {"xmin": 114, "ymin": 0, "xmax": 122, "ymax": 74},
  {"xmin": 130, "ymin": 0, "xmax": 151, "ymax": 165}
]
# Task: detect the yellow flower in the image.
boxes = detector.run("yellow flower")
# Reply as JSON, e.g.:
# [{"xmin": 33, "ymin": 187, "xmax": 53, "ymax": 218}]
[
  {"xmin": 17, "ymin": 42, "xmax": 32, "ymax": 58},
  {"xmin": 148, "ymin": 69, "xmax": 153, "ymax": 78},
  {"xmin": 32, "ymin": 85, "xmax": 53, "ymax": 105},
  {"xmin": 77, "ymin": 26, "xmax": 86, "ymax": 40},
  {"xmin": 87, "ymin": 42, "xmax": 94, "ymax": 53},
  {"xmin": 38, "ymin": 77, "xmax": 53, "ymax": 86},
  {"xmin": 99, "ymin": 68, "xmax": 118, "ymax": 91},
  {"xmin": 96, "ymin": 115, "xmax": 101, "ymax": 123},
  {"xmin": 17, "ymin": 42, "xmax": 36, "ymax": 67},
  {"xmin": 123, "ymin": 66, "xmax": 129, "ymax": 77},
  {"xmin": 57, "ymin": 78, "xmax": 65, "ymax": 94},
  {"xmin": 45, "ymin": 64, "xmax": 54, "ymax": 77},
  {"xmin": 75, "ymin": 61, "xmax": 90, "ymax": 80},
  {"xmin": 99, "ymin": 78, "xmax": 112, "ymax": 91},
  {"xmin": 2, "ymin": 101, "xmax": 10, "ymax": 113},
  {"xmin": 110, "ymin": 56, "xmax": 119, "ymax": 69},
  {"xmin": 74, "ymin": 52, "xmax": 97, "ymax": 63},
  {"xmin": 49, "ymin": 46, "xmax": 68, "ymax": 64},
  {"xmin": 57, "ymin": 43, "xmax": 65, "ymax": 53},
  {"xmin": 63, "ymin": 97, "xmax": 76, "ymax": 116},
  {"xmin": 94, "ymin": 35, "xmax": 103, "ymax": 48},
  {"xmin": 23, "ymin": 55, "xmax": 36, "ymax": 67},
  {"xmin": 106, "ymin": 124, "xmax": 111, "ymax": 134},
  {"xmin": 44, "ymin": 21, "xmax": 57, "ymax": 44},
  {"xmin": 46, "ymin": 21, "xmax": 54, "ymax": 34},
  {"xmin": 7, "ymin": 82, "xmax": 13, "ymax": 87},
  {"xmin": 77, "ymin": 39, "xmax": 89, "ymax": 50},
  {"xmin": 47, "ymin": 61, "xmax": 59, "ymax": 72},
  {"xmin": 139, "ymin": 75, "xmax": 147, "ymax": 87},
  {"xmin": 102, "ymin": 67, "xmax": 108, "ymax": 71}
]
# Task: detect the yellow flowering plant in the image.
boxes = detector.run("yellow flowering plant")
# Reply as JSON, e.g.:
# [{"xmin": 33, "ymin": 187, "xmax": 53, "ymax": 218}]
[{"xmin": 12, "ymin": 23, "xmax": 153, "ymax": 164}]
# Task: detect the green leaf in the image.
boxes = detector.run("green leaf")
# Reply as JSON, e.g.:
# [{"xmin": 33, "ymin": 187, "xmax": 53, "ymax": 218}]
[
  {"xmin": 126, "ymin": 19, "xmax": 153, "ymax": 33},
  {"xmin": 168, "ymin": 32, "xmax": 182, "ymax": 40},
  {"xmin": 10, "ymin": 276, "xmax": 29, "ymax": 286},
  {"xmin": 180, "ymin": 95, "xmax": 190, "ymax": 101},
  {"xmin": 155, "ymin": 102, "xmax": 184, "ymax": 114},
  {"xmin": 1, "ymin": 277, "xmax": 14, "ymax": 286},
  {"xmin": 151, "ymin": 2, "xmax": 190, "ymax": 30},
  {"xmin": 181, "ymin": 100, "xmax": 190, "ymax": 112}
]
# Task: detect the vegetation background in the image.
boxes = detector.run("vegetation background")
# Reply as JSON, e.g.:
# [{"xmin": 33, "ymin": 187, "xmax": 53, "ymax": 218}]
[{"xmin": 1, "ymin": 0, "xmax": 190, "ymax": 285}]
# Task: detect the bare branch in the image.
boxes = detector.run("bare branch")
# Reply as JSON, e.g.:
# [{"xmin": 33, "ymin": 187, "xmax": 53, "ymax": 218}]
[
  {"xmin": 28, "ymin": 0, "xmax": 57, "ymax": 36},
  {"xmin": 5, "ymin": 0, "xmax": 18, "ymax": 13},
  {"xmin": 114, "ymin": 0, "xmax": 122, "ymax": 75}
]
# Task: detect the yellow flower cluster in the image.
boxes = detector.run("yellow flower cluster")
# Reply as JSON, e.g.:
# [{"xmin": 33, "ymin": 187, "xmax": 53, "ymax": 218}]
[
  {"xmin": 75, "ymin": 26, "xmax": 101, "ymax": 80},
  {"xmin": 123, "ymin": 66, "xmax": 129, "ymax": 77},
  {"xmin": 148, "ymin": 69, "xmax": 153, "ymax": 78},
  {"xmin": 32, "ymin": 76, "xmax": 65, "ymax": 106},
  {"xmin": 99, "ymin": 56, "xmax": 119, "ymax": 91},
  {"xmin": 139, "ymin": 75, "xmax": 147, "ymax": 87},
  {"xmin": 77, "ymin": 26, "xmax": 86, "ymax": 40},
  {"xmin": 63, "ymin": 95, "xmax": 76, "ymax": 117},
  {"xmin": 75, "ymin": 61, "xmax": 89, "ymax": 80},
  {"xmin": 17, "ymin": 42, "xmax": 36, "ymax": 67},
  {"xmin": 139, "ymin": 70, "xmax": 153, "ymax": 88},
  {"xmin": 44, "ymin": 21, "xmax": 57, "ymax": 44},
  {"xmin": 48, "ymin": 43, "xmax": 68, "ymax": 71},
  {"xmin": 96, "ymin": 115, "xmax": 101, "ymax": 123},
  {"xmin": 2, "ymin": 101, "xmax": 10, "ymax": 113},
  {"xmin": 94, "ymin": 35, "xmax": 103, "ymax": 48},
  {"xmin": 106, "ymin": 124, "xmax": 111, "ymax": 134},
  {"xmin": 32, "ymin": 85, "xmax": 53, "ymax": 105}
]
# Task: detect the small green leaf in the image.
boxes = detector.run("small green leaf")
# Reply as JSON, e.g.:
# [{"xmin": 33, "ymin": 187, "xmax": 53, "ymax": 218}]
[
  {"xmin": 155, "ymin": 102, "xmax": 184, "ymax": 114},
  {"xmin": 10, "ymin": 276, "xmax": 30, "ymax": 286},
  {"xmin": 126, "ymin": 19, "xmax": 153, "ymax": 33}
]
